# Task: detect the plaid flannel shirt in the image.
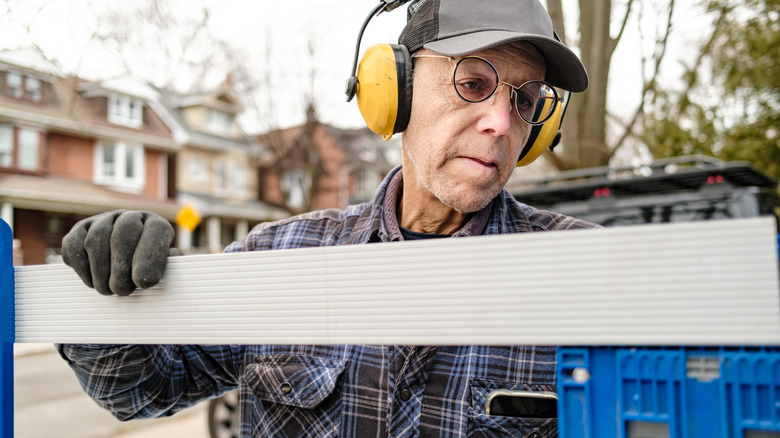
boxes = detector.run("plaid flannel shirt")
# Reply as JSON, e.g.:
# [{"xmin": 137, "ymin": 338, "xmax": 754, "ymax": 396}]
[{"xmin": 58, "ymin": 166, "xmax": 598, "ymax": 437}]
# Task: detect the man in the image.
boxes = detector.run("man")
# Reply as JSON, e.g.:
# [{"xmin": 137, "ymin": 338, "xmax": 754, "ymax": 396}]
[{"xmin": 58, "ymin": 0, "xmax": 597, "ymax": 436}]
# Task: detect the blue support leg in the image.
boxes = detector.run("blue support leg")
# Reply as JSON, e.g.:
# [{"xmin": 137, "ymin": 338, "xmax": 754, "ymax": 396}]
[{"xmin": 0, "ymin": 218, "xmax": 14, "ymax": 438}]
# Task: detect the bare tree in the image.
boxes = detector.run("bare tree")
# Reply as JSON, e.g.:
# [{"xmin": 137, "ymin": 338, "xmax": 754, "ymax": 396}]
[
  {"xmin": 250, "ymin": 31, "xmax": 331, "ymax": 216},
  {"xmin": 90, "ymin": 0, "xmax": 333, "ymax": 215},
  {"xmin": 545, "ymin": 0, "xmax": 675, "ymax": 170},
  {"xmin": 90, "ymin": 0, "xmax": 245, "ymax": 92},
  {"xmin": 1, "ymin": 0, "xmax": 67, "ymax": 72}
]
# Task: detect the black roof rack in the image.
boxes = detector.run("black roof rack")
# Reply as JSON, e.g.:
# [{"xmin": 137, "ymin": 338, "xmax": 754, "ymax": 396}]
[{"xmin": 512, "ymin": 155, "xmax": 777, "ymax": 206}]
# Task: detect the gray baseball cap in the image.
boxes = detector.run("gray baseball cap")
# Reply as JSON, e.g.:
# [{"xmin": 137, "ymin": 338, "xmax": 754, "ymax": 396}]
[{"xmin": 398, "ymin": 0, "xmax": 588, "ymax": 92}]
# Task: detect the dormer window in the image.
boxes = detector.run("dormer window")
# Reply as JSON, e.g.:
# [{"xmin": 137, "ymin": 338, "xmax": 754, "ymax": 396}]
[
  {"xmin": 206, "ymin": 109, "xmax": 231, "ymax": 135},
  {"xmin": 108, "ymin": 94, "xmax": 143, "ymax": 128},
  {"xmin": 5, "ymin": 72, "xmax": 42, "ymax": 102},
  {"xmin": 7, "ymin": 73, "xmax": 22, "ymax": 98},
  {"xmin": 26, "ymin": 77, "xmax": 41, "ymax": 102}
]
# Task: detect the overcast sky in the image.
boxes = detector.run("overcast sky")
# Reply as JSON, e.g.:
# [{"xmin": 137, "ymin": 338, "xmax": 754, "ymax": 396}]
[{"xmin": 0, "ymin": 0, "xmax": 709, "ymax": 134}]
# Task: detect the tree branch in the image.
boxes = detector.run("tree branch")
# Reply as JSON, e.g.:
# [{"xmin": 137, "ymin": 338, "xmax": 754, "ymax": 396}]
[
  {"xmin": 610, "ymin": 0, "xmax": 635, "ymax": 55},
  {"xmin": 676, "ymin": 3, "xmax": 729, "ymax": 115},
  {"xmin": 608, "ymin": 0, "xmax": 676, "ymax": 159}
]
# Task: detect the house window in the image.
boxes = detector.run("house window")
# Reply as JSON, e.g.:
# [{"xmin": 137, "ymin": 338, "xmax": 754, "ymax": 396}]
[
  {"xmin": 359, "ymin": 146, "xmax": 377, "ymax": 162},
  {"xmin": 0, "ymin": 124, "xmax": 42, "ymax": 170},
  {"xmin": 18, "ymin": 129, "xmax": 40, "ymax": 170},
  {"xmin": 214, "ymin": 160, "xmax": 228, "ymax": 194},
  {"xmin": 5, "ymin": 72, "xmax": 42, "ymax": 102},
  {"xmin": 357, "ymin": 169, "xmax": 379, "ymax": 197},
  {"xmin": 0, "ymin": 125, "xmax": 12, "ymax": 167},
  {"xmin": 233, "ymin": 164, "xmax": 247, "ymax": 196},
  {"xmin": 187, "ymin": 157, "xmax": 207, "ymax": 184},
  {"xmin": 25, "ymin": 77, "xmax": 41, "ymax": 102},
  {"xmin": 108, "ymin": 94, "xmax": 143, "ymax": 128},
  {"xmin": 206, "ymin": 109, "xmax": 231, "ymax": 135},
  {"xmin": 281, "ymin": 169, "xmax": 310, "ymax": 209},
  {"xmin": 95, "ymin": 141, "xmax": 145, "ymax": 191},
  {"xmin": 6, "ymin": 73, "xmax": 23, "ymax": 99}
]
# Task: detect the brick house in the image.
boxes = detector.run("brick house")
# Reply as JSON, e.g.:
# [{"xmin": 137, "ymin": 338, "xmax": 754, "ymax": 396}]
[
  {"xmin": 0, "ymin": 48, "xmax": 396, "ymax": 264},
  {"xmin": 256, "ymin": 120, "xmax": 400, "ymax": 214},
  {"xmin": 0, "ymin": 49, "xmax": 179, "ymax": 265}
]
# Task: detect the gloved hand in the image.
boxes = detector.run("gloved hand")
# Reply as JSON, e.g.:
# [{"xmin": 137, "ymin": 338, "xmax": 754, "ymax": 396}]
[{"xmin": 61, "ymin": 210, "xmax": 181, "ymax": 296}]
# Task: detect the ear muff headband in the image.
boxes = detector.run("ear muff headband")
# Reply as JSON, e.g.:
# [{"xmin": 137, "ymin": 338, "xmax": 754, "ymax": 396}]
[
  {"xmin": 516, "ymin": 93, "xmax": 565, "ymax": 167},
  {"xmin": 355, "ymin": 44, "xmax": 412, "ymax": 139},
  {"xmin": 346, "ymin": 2, "xmax": 413, "ymax": 140}
]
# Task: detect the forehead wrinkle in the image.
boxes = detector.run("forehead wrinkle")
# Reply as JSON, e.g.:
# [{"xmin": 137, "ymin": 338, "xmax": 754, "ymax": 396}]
[{"xmin": 475, "ymin": 42, "xmax": 546, "ymax": 83}]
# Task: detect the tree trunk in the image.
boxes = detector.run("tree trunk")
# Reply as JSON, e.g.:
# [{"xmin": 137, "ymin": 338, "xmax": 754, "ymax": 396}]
[
  {"xmin": 574, "ymin": 0, "xmax": 611, "ymax": 168},
  {"xmin": 546, "ymin": 0, "xmax": 613, "ymax": 170}
]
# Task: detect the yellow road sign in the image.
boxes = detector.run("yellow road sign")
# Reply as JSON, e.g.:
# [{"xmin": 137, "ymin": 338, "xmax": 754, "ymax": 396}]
[{"xmin": 176, "ymin": 205, "xmax": 201, "ymax": 232}]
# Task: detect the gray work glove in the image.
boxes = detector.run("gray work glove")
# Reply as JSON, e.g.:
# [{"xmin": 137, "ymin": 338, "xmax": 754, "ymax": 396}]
[{"xmin": 61, "ymin": 210, "xmax": 181, "ymax": 296}]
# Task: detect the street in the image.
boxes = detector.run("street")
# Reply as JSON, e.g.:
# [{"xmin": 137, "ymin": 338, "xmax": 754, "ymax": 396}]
[{"xmin": 13, "ymin": 344, "xmax": 210, "ymax": 438}]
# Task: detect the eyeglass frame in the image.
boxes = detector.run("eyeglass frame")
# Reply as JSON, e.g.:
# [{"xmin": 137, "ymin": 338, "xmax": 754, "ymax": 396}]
[{"xmin": 412, "ymin": 54, "xmax": 560, "ymax": 126}]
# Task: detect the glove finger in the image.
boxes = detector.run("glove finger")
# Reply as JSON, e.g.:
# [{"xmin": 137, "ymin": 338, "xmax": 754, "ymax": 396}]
[
  {"xmin": 131, "ymin": 213, "xmax": 175, "ymax": 290},
  {"xmin": 109, "ymin": 211, "xmax": 145, "ymax": 296},
  {"xmin": 61, "ymin": 220, "xmax": 94, "ymax": 289},
  {"xmin": 83, "ymin": 212, "xmax": 121, "ymax": 296}
]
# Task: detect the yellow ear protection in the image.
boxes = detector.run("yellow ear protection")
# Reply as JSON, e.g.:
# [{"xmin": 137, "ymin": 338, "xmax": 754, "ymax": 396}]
[
  {"xmin": 514, "ymin": 30, "xmax": 570, "ymax": 167},
  {"xmin": 346, "ymin": 1, "xmax": 570, "ymax": 165},
  {"xmin": 516, "ymin": 89, "xmax": 568, "ymax": 167},
  {"xmin": 345, "ymin": 1, "xmax": 413, "ymax": 140},
  {"xmin": 350, "ymin": 44, "xmax": 412, "ymax": 140}
]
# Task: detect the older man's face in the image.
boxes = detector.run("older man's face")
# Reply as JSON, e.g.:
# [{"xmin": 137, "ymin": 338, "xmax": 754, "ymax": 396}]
[{"xmin": 401, "ymin": 42, "xmax": 547, "ymax": 214}]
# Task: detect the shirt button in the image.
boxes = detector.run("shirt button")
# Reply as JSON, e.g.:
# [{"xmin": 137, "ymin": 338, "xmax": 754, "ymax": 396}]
[
  {"xmin": 399, "ymin": 388, "xmax": 412, "ymax": 401},
  {"xmin": 280, "ymin": 382, "xmax": 293, "ymax": 394}
]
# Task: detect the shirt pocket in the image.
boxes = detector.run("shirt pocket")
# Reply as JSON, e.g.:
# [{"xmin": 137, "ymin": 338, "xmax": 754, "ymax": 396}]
[
  {"xmin": 243, "ymin": 354, "xmax": 346, "ymax": 408},
  {"xmin": 467, "ymin": 378, "xmax": 558, "ymax": 438}
]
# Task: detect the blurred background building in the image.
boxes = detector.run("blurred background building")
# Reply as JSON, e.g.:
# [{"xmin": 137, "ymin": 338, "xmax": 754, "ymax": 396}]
[{"xmin": 0, "ymin": 48, "xmax": 400, "ymax": 265}]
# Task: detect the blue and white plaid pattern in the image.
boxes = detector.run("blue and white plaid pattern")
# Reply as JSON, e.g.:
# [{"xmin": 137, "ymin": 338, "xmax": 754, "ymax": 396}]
[{"xmin": 59, "ymin": 166, "xmax": 598, "ymax": 437}]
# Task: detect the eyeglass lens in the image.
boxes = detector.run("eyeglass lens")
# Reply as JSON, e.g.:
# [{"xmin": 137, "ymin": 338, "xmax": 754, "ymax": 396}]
[{"xmin": 453, "ymin": 57, "xmax": 557, "ymax": 125}]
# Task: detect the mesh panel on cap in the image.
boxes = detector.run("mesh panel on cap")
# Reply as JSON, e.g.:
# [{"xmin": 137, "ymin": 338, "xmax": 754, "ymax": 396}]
[{"xmin": 398, "ymin": 0, "xmax": 438, "ymax": 53}]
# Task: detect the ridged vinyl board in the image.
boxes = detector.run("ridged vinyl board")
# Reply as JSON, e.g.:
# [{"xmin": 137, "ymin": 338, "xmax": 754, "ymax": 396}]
[{"xmin": 14, "ymin": 217, "xmax": 780, "ymax": 345}]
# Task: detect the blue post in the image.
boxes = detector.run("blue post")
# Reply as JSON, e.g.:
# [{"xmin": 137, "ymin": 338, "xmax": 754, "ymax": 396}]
[{"xmin": 0, "ymin": 219, "xmax": 14, "ymax": 438}]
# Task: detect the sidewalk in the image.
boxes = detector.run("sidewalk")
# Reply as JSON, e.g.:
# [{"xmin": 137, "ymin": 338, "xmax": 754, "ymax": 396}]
[
  {"xmin": 113, "ymin": 404, "xmax": 209, "ymax": 438},
  {"xmin": 13, "ymin": 343, "xmax": 54, "ymax": 357},
  {"xmin": 13, "ymin": 343, "xmax": 211, "ymax": 438}
]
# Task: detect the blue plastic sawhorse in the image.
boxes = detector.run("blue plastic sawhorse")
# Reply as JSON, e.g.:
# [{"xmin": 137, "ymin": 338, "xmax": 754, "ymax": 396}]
[{"xmin": 0, "ymin": 219, "xmax": 14, "ymax": 438}]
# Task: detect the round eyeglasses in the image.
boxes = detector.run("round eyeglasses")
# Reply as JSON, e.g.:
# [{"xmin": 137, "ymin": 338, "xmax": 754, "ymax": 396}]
[{"xmin": 413, "ymin": 54, "xmax": 559, "ymax": 126}]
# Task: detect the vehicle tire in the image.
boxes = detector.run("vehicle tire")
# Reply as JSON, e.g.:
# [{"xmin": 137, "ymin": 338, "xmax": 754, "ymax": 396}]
[{"xmin": 207, "ymin": 390, "xmax": 240, "ymax": 438}]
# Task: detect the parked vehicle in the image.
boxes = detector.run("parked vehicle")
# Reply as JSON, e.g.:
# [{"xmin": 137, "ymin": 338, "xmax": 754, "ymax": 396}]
[{"xmin": 510, "ymin": 155, "xmax": 778, "ymax": 227}]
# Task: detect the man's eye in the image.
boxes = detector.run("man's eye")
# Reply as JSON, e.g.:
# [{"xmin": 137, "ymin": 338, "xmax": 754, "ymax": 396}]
[
  {"xmin": 461, "ymin": 80, "xmax": 481, "ymax": 90},
  {"xmin": 456, "ymin": 79, "xmax": 491, "ymax": 100},
  {"xmin": 515, "ymin": 92, "xmax": 535, "ymax": 111}
]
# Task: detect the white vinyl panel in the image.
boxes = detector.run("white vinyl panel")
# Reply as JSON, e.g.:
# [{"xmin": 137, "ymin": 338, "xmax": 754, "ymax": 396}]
[{"xmin": 14, "ymin": 217, "xmax": 780, "ymax": 345}]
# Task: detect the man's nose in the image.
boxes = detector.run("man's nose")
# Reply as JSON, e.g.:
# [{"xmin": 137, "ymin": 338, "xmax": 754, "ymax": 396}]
[{"xmin": 476, "ymin": 84, "xmax": 512, "ymax": 137}]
